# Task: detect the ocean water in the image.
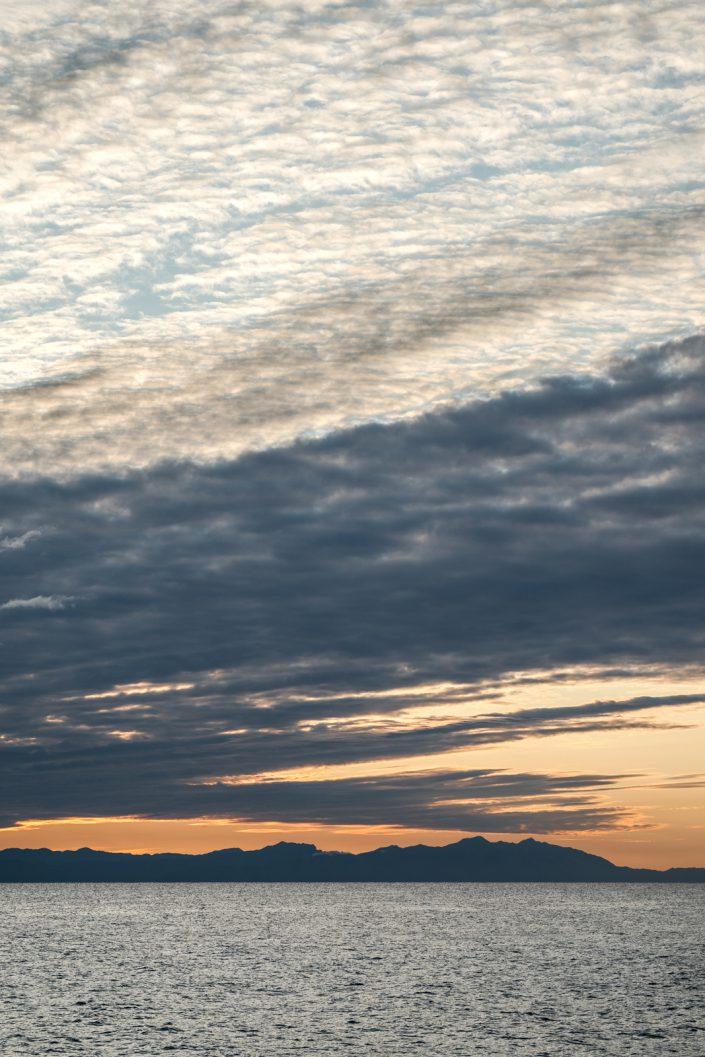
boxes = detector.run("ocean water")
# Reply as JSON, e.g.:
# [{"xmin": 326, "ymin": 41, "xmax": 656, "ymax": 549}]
[{"xmin": 1, "ymin": 883, "xmax": 704, "ymax": 1056}]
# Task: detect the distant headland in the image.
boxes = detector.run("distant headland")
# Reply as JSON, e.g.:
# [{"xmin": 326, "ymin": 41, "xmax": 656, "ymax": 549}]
[{"xmin": 1, "ymin": 836, "xmax": 704, "ymax": 883}]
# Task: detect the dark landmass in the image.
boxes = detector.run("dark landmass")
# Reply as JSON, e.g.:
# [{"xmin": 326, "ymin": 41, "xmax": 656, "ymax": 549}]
[{"xmin": 1, "ymin": 836, "xmax": 704, "ymax": 882}]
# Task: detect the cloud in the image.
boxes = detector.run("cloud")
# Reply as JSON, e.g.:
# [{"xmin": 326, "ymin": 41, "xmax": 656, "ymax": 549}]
[
  {"xmin": 0, "ymin": 529, "xmax": 41, "ymax": 551},
  {"xmin": 190, "ymin": 768, "xmax": 637, "ymax": 835},
  {"xmin": 0, "ymin": 336, "xmax": 703, "ymax": 825},
  {"xmin": 1, "ymin": 0, "xmax": 704, "ymax": 476},
  {"xmin": 0, "ymin": 750, "xmax": 639, "ymax": 834},
  {"xmin": 0, "ymin": 594, "xmax": 72, "ymax": 611}
]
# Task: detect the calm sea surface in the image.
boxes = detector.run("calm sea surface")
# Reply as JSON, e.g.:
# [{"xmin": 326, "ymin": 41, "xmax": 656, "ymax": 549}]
[{"xmin": 1, "ymin": 883, "xmax": 704, "ymax": 1056}]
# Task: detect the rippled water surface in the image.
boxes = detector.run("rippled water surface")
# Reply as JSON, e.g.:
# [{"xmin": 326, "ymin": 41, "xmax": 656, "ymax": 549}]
[{"xmin": 2, "ymin": 883, "xmax": 704, "ymax": 1056}]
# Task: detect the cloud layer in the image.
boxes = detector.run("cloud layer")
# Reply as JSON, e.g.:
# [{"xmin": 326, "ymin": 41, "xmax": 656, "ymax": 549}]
[
  {"xmin": 3, "ymin": 3, "xmax": 704, "ymax": 844},
  {"xmin": 1, "ymin": 336, "xmax": 703, "ymax": 829},
  {"xmin": 1, "ymin": 0, "xmax": 704, "ymax": 476}
]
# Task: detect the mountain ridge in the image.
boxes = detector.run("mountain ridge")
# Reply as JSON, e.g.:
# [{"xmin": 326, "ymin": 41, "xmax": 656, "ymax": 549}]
[{"xmin": 1, "ymin": 836, "xmax": 704, "ymax": 883}]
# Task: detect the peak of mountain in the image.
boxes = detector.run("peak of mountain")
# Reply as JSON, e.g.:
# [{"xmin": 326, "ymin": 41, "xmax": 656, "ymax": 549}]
[{"xmin": 1, "ymin": 837, "xmax": 703, "ymax": 884}]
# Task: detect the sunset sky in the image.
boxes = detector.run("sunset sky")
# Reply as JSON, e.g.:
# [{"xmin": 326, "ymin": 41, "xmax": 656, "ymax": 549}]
[{"xmin": 1, "ymin": 0, "xmax": 704, "ymax": 869}]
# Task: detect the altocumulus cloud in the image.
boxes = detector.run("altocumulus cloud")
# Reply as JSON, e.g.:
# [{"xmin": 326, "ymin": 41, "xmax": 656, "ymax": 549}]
[
  {"xmin": 0, "ymin": 336, "xmax": 703, "ymax": 829},
  {"xmin": 1, "ymin": 0, "xmax": 704, "ymax": 476}
]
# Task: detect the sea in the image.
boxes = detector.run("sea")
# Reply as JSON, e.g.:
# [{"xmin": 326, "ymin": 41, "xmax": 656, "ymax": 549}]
[{"xmin": 2, "ymin": 883, "xmax": 704, "ymax": 1056}]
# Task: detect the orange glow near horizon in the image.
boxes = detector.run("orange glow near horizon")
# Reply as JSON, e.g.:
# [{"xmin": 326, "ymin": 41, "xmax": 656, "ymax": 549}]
[
  {"xmin": 0, "ymin": 810, "xmax": 702, "ymax": 870},
  {"xmin": 3, "ymin": 668, "xmax": 703, "ymax": 871}
]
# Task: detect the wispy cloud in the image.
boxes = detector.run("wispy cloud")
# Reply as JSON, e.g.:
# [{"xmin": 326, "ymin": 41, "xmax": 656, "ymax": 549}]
[
  {"xmin": 0, "ymin": 529, "xmax": 41, "ymax": 551},
  {"xmin": 0, "ymin": 594, "xmax": 72, "ymax": 611}
]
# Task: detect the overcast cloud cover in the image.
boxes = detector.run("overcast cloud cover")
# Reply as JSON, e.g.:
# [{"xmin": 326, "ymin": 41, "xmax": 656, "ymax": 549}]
[
  {"xmin": 1, "ymin": 0, "xmax": 704, "ymax": 849},
  {"xmin": 1, "ymin": 337, "xmax": 705, "ymax": 834}
]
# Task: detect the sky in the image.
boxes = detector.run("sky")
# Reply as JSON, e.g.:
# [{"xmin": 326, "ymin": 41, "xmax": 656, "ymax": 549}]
[{"xmin": 1, "ymin": 0, "xmax": 704, "ymax": 869}]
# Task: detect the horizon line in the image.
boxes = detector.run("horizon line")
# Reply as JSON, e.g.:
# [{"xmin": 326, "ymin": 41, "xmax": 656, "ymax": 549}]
[{"xmin": 3, "ymin": 834, "xmax": 704, "ymax": 873}]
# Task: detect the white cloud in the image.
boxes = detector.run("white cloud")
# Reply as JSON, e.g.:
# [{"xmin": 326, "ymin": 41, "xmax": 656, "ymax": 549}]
[
  {"xmin": 1, "ymin": 0, "xmax": 704, "ymax": 477},
  {"xmin": 0, "ymin": 530, "xmax": 42, "ymax": 551},
  {"xmin": 0, "ymin": 595, "xmax": 73, "ymax": 611}
]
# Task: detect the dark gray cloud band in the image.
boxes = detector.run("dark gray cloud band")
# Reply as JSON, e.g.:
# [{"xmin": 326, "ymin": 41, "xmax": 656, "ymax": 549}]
[{"xmin": 0, "ymin": 335, "xmax": 704, "ymax": 827}]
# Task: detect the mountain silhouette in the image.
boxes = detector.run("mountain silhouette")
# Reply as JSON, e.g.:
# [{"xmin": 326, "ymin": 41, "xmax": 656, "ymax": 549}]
[{"xmin": 1, "ymin": 836, "xmax": 704, "ymax": 882}]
